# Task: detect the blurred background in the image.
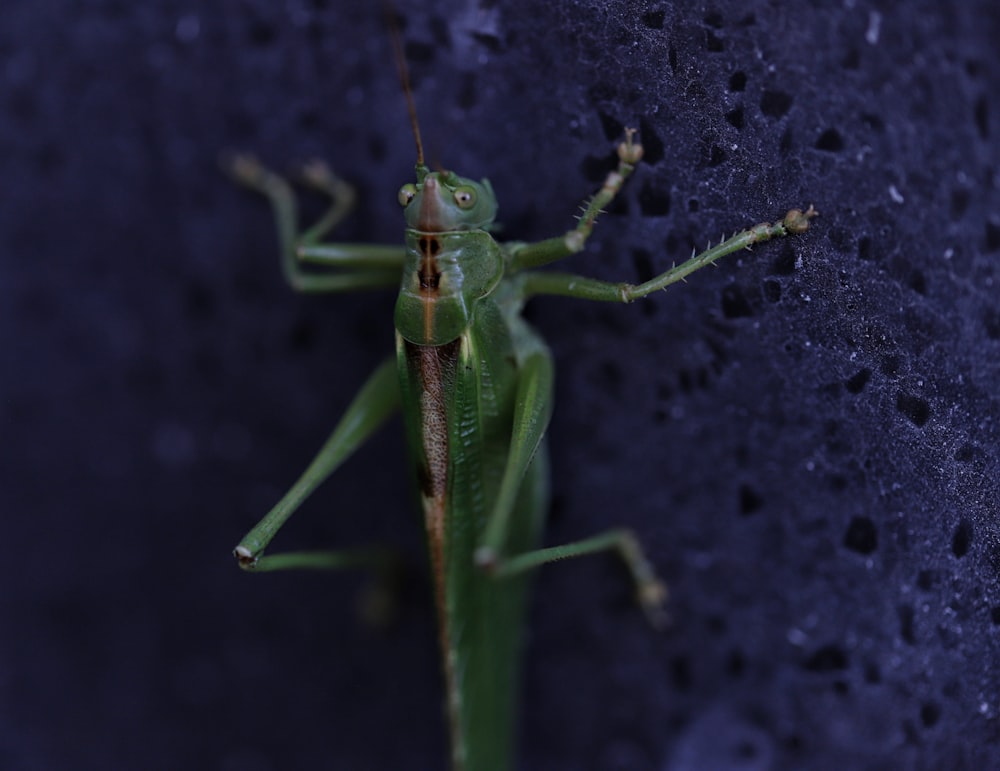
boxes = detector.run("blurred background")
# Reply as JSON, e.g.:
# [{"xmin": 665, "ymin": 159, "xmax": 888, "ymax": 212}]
[{"xmin": 2, "ymin": 1, "xmax": 999, "ymax": 769}]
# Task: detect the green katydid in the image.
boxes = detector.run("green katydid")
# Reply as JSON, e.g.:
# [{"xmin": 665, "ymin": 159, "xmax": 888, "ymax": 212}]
[{"xmin": 225, "ymin": 30, "xmax": 816, "ymax": 771}]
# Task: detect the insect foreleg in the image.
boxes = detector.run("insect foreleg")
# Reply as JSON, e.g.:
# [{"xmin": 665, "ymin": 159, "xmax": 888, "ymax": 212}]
[
  {"xmin": 233, "ymin": 357, "xmax": 400, "ymax": 570},
  {"xmin": 294, "ymin": 159, "xmax": 356, "ymax": 245},
  {"xmin": 223, "ymin": 155, "xmax": 402, "ymax": 292},
  {"xmin": 294, "ymin": 159, "xmax": 407, "ymax": 270},
  {"xmin": 505, "ymin": 130, "xmax": 643, "ymax": 273}
]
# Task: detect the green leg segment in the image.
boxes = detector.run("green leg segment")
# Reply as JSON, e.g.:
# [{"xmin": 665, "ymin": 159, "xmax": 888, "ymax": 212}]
[
  {"xmin": 474, "ymin": 347, "xmax": 667, "ymax": 628},
  {"xmin": 297, "ymin": 243, "xmax": 407, "ymax": 270},
  {"xmin": 519, "ymin": 206, "xmax": 818, "ymax": 303},
  {"xmin": 222, "ymin": 155, "xmax": 403, "ymax": 292},
  {"xmin": 475, "ymin": 350, "xmax": 554, "ymax": 567},
  {"xmin": 494, "ymin": 528, "xmax": 667, "ymax": 628},
  {"xmin": 500, "ymin": 129, "xmax": 816, "ymax": 299},
  {"xmin": 294, "ymin": 160, "xmax": 356, "ymax": 244},
  {"xmin": 506, "ymin": 130, "xmax": 644, "ymax": 272},
  {"xmin": 233, "ymin": 357, "xmax": 400, "ymax": 571}
]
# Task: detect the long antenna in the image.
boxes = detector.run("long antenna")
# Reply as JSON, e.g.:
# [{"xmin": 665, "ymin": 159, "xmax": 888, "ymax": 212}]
[{"xmin": 385, "ymin": 5, "xmax": 426, "ymax": 174}]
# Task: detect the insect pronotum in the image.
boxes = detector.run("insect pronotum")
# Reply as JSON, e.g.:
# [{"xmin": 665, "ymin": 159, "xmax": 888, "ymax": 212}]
[{"xmin": 225, "ymin": 20, "xmax": 816, "ymax": 771}]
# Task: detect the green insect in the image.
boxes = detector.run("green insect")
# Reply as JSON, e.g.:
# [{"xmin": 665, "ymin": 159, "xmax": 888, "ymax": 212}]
[{"xmin": 225, "ymin": 31, "xmax": 816, "ymax": 771}]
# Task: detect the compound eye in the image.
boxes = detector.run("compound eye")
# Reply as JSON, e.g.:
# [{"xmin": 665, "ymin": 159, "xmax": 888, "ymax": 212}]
[
  {"xmin": 453, "ymin": 186, "xmax": 477, "ymax": 209},
  {"xmin": 398, "ymin": 184, "xmax": 417, "ymax": 207}
]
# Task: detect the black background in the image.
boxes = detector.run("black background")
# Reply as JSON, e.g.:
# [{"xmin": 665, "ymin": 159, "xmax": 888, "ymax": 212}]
[{"xmin": 3, "ymin": 1, "xmax": 1000, "ymax": 769}]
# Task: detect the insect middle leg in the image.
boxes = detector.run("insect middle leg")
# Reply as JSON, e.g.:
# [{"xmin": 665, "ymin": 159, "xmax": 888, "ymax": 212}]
[{"xmin": 516, "ymin": 207, "xmax": 817, "ymax": 304}]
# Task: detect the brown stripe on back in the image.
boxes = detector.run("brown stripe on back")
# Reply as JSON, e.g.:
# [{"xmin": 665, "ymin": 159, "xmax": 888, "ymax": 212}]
[{"xmin": 404, "ymin": 337, "xmax": 464, "ymax": 764}]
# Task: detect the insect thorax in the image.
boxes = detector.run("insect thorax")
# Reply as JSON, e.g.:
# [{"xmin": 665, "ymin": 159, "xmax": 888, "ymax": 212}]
[{"xmin": 394, "ymin": 229, "xmax": 505, "ymax": 346}]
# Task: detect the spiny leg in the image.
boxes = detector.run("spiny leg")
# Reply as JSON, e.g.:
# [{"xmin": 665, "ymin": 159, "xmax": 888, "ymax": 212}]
[
  {"xmin": 505, "ymin": 130, "xmax": 644, "ymax": 272},
  {"xmin": 564, "ymin": 128, "xmax": 644, "ymax": 253},
  {"xmin": 518, "ymin": 206, "xmax": 818, "ymax": 302}
]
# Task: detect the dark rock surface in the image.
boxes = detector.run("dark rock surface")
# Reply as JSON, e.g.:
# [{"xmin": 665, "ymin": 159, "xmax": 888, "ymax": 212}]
[{"xmin": 3, "ymin": 2, "xmax": 998, "ymax": 769}]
